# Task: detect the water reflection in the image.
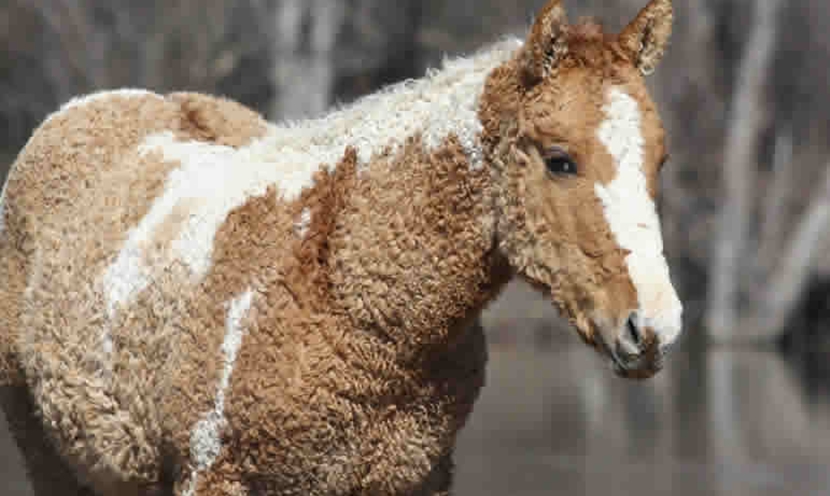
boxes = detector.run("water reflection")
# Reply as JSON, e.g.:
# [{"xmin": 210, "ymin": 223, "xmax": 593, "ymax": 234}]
[
  {"xmin": 454, "ymin": 346, "xmax": 830, "ymax": 496},
  {"xmin": 0, "ymin": 402, "xmax": 31, "ymax": 496},
  {"xmin": 1, "ymin": 346, "xmax": 829, "ymax": 495}
]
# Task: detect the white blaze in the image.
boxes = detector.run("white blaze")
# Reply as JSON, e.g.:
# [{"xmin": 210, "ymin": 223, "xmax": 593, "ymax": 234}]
[
  {"xmin": 594, "ymin": 87, "xmax": 682, "ymax": 344},
  {"xmin": 184, "ymin": 289, "xmax": 254, "ymax": 496}
]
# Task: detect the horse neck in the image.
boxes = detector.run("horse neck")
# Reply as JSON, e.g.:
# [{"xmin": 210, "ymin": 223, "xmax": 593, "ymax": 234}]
[
  {"xmin": 272, "ymin": 40, "xmax": 522, "ymax": 358},
  {"xmin": 324, "ymin": 136, "xmax": 511, "ymax": 358}
]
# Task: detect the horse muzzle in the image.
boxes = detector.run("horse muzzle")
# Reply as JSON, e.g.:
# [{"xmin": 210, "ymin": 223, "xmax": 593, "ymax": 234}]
[{"xmin": 596, "ymin": 309, "xmax": 681, "ymax": 380}]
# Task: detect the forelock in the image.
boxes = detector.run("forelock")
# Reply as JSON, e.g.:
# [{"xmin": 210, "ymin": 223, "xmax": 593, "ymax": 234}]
[
  {"xmin": 567, "ymin": 18, "xmax": 607, "ymax": 42},
  {"xmin": 561, "ymin": 20, "xmax": 630, "ymax": 73}
]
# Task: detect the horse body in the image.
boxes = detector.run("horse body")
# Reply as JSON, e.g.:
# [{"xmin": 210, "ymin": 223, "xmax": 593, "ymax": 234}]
[
  {"xmin": 1, "ymin": 45, "xmax": 511, "ymax": 496},
  {"xmin": 0, "ymin": 1, "xmax": 682, "ymax": 495}
]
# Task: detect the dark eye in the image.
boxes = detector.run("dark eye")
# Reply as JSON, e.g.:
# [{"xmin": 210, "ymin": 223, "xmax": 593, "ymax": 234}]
[{"xmin": 544, "ymin": 149, "xmax": 578, "ymax": 176}]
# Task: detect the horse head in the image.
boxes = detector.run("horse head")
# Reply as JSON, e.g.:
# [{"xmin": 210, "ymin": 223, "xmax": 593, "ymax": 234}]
[{"xmin": 484, "ymin": 0, "xmax": 681, "ymax": 379}]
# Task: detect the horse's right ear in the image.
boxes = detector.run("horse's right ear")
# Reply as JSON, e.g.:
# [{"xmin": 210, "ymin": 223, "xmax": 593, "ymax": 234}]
[
  {"xmin": 518, "ymin": 0, "xmax": 569, "ymax": 88},
  {"xmin": 618, "ymin": 0, "xmax": 673, "ymax": 75}
]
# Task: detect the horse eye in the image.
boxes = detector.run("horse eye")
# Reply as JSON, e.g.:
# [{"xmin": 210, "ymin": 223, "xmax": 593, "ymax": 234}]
[{"xmin": 544, "ymin": 151, "xmax": 578, "ymax": 176}]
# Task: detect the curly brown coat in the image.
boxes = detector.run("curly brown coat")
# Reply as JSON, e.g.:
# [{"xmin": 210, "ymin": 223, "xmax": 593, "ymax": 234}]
[{"xmin": 0, "ymin": 1, "xmax": 679, "ymax": 495}]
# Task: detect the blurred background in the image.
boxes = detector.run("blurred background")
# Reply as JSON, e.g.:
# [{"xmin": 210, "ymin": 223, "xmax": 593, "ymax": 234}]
[{"xmin": 1, "ymin": 0, "xmax": 830, "ymax": 494}]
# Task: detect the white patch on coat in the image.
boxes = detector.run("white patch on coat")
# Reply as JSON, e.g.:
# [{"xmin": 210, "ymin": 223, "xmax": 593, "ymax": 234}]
[
  {"xmin": 594, "ymin": 87, "xmax": 682, "ymax": 344},
  {"xmin": 183, "ymin": 289, "xmax": 254, "ymax": 496},
  {"xmin": 101, "ymin": 330, "xmax": 114, "ymax": 363},
  {"xmin": 294, "ymin": 207, "xmax": 312, "ymax": 238},
  {"xmin": 101, "ymin": 39, "xmax": 522, "ymax": 313},
  {"xmin": 102, "ymin": 131, "xmax": 318, "ymax": 315},
  {"xmin": 270, "ymin": 37, "xmax": 521, "ymax": 170}
]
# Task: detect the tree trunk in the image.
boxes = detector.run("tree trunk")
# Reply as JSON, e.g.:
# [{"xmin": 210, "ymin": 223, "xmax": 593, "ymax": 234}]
[
  {"xmin": 271, "ymin": 0, "xmax": 344, "ymax": 120},
  {"xmin": 706, "ymin": 0, "xmax": 784, "ymax": 343},
  {"xmin": 741, "ymin": 165, "xmax": 830, "ymax": 342}
]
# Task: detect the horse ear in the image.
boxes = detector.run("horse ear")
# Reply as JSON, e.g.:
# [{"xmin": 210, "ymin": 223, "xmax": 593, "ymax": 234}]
[
  {"xmin": 618, "ymin": 0, "xmax": 673, "ymax": 76},
  {"xmin": 518, "ymin": 0, "xmax": 569, "ymax": 87}
]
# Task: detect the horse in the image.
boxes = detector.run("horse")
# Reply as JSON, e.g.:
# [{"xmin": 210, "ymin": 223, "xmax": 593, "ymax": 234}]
[{"xmin": 0, "ymin": 0, "xmax": 681, "ymax": 494}]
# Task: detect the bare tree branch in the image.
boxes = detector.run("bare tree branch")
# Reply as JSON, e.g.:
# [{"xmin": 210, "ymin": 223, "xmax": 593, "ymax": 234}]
[
  {"xmin": 706, "ymin": 0, "xmax": 784, "ymax": 343},
  {"xmin": 272, "ymin": 0, "xmax": 344, "ymax": 120},
  {"xmin": 754, "ymin": 128, "xmax": 794, "ymax": 280},
  {"xmin": 740, "ymin": 165, "xmax": 830, "ymax": 342},
  {"xmin": 657, "ymin": 0, "xmax": 715, "ymax": 259}
]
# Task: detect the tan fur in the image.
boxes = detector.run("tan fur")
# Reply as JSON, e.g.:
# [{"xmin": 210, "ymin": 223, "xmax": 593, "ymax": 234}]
[
  {"xmin": 0, "ymin": 92, "xmax": 267, "ymax": 494},
  {"xmin": 182, "ymin": 136, "xmax": 506, "ymax": 495},
  {"xmin": 0, "ymin": 1, "xmax": 678, "ymax": 494},
  {"xmin": 2, "ymin": 95, "xmax": 505, "ymax": 495}
]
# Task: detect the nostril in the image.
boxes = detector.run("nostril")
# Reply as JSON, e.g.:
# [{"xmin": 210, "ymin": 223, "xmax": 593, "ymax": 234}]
[{"xmin": 626, "ymin": 314, "xmax": 641, "ymax": 346}]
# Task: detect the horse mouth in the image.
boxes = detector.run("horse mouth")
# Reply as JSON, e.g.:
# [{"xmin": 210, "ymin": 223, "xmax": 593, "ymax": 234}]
[
  {"xmin": 522, "ymin": 276, "xmax": 667, "ymax": 379},
  {"xmin": 586, "ymin": 316, "xmax": 664, "ymax": 380},
  {"xmin": 607, "ymin": 336, "xmax": 663, "ymax": 379},
  {"xmin": 611, "ymin": 357, "xmax": 663, "ymax": 379}
]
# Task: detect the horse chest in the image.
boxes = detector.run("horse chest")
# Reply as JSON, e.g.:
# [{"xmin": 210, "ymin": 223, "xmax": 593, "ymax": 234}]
[{"xmin": 185, "ymin": 316, "xmax": 487, "ymax": 495}]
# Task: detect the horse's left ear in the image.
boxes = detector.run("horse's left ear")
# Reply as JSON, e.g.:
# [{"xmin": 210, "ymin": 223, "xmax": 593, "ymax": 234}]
[
  {"xmin": 618, "ymin": 0, "xmax": 673, "ymax": 76},
  {"xmin": 518, "ymin": 0, "xmax": 569, "ymax": 87}
]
